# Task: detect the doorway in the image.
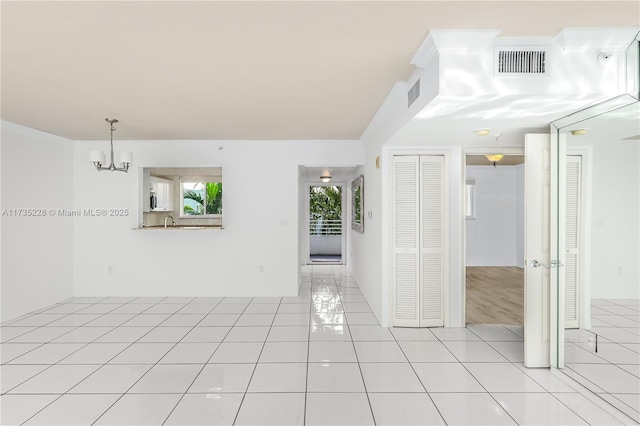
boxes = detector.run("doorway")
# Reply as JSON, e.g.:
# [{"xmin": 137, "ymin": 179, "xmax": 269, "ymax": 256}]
[
  {"xmin": 308, "ymin": 185, "xmax": 344, "ymax": 265},
  {"xmin": 464, "ymin": 154, "xmax": 525, "ymax": 326}
]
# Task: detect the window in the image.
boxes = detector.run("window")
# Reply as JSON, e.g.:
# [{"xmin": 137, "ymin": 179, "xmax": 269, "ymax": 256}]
[
  {"xmin": 181, "ymin": 181, "xmax": 222, "ymax": 217},
  {"xmin": 465, "ymin": 179, "xmax": 476, "ymax": 219}
]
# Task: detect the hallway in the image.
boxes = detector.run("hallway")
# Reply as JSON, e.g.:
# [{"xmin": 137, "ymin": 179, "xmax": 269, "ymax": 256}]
[{"xmin": 0, "ymin": 266, "xmax": 627, "ymax": 425}]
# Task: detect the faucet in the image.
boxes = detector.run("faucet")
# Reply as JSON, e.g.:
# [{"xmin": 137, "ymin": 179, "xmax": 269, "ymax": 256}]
[{"xmin": 164, "ymin": 215, "xmax": 176, "ymax": 229}]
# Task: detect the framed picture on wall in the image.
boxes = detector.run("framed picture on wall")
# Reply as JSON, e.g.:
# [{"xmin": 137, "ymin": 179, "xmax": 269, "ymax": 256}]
[{"xmin": 351, "ymin": 175, "xmax": 364, "ymax": 233}]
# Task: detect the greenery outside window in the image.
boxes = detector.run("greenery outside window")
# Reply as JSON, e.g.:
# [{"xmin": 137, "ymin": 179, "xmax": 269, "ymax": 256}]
[
  {"xmin": 181, "ymin": 181, "xmax": 222, "ymax": 217},
  {"xmin": 309, "ymin": 186, "xmax": 342, "ymax": 235}
]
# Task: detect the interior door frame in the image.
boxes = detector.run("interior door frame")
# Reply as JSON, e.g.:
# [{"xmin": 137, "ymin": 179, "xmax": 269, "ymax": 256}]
[
  {"xmin": 460, "ymin": 147, "xmax": 525, "ymax": 325},
  {"xmin": 305, "ymin": 181, "xmax": 348, "ymax": 265}
]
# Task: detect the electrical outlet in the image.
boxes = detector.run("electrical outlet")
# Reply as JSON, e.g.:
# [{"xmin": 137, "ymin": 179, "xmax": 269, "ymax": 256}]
[
  {"xmin": 107, "ymin": 266, "xmax": 113, "ymax": 274},
  {"xmin": 259, "ymin": 265, "xmax": 264, "ymax": 273},
  {"xmin": 585, "ymin": 333, "xmax": 597, "ymax": 353}
]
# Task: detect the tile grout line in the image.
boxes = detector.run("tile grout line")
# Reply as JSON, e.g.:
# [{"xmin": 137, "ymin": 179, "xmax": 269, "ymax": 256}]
[
  {"xmin": 333, "ymin": 265, "xmax": 378, "ymax": 426},
  {"xmin": 13, "ymin": 296, "xmax": 170, "ymax": 425},
  {"xmin": 387, "ymin": 330, "xmax": 448, "ymax": 425},
  {"xmin": 0, "ymin": 296, "xmax": 108, "ymax": 328},
  {"xmin": 444, "ymin": 325, "xmax": 613, "ymax": 425},
  {"xmin": 433, "ymin": 334, "xmax": 522, "ymax": 426},
  {"xmin": 3, "ymin": 296, "xmax": 162, "ymax": 396},
  {"xmin": 302, "ymin": 266, "xmax": 315, "ymax": 426},
  {"xmin": 563, "ymin": 305, "xmax": 640, "ymax": 422},
  {"xmin": 481, "ymin": 328, "xmax": 597, "ymax": 426},
  {"xmin": 87, "ymin": 296, "xmax": 222, "ymax": 426},
  {"xmin": 562, "ymin": 364, "xmax": 640, "ymax": 423},
  {"xmin": 231, "ymin": 296, "xmax": 282, "ymax": 426},
  {"xmin": 159, "ymin": 297, "xmax": 241, "ymax": 425},
  {"xmin": 465, "ymin": 326, "xmax": 599, "ymax": 424},
  {"xmin": 2, "ymin": 297, "xmax": 125, "ymax": 363},
  {"xmin": 523, "ymin": 319, "xmax": 640, "ymax": 423},
  {"xmin": 6, "ymin": 274, "xmax": 637, "ymax": 425}
]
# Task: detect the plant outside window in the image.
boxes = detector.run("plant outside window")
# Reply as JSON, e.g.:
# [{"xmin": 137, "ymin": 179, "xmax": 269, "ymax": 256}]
[{"xmin": 183, "ymin": 182, "xmax": 222, "ymax": 216}]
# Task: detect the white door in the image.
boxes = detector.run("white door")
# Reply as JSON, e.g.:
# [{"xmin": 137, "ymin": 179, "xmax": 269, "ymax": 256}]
[
  {"xmin": 392, "ymin": 155, "xmax": 446, "ymax": 327},
  {"xmin": 564, "ymin": 156, "xmax": 582, "ymax": 329},
  {"xmin": 524, "ymin": 135, "xmax": 552, "ymax": 367},
  {"xmin": 393, "ymin": 156, "xmax": 420, "ymax": 327},
  {"xmin": 419, "ymin": 156, "xmax": 445, "ymax": 326}
]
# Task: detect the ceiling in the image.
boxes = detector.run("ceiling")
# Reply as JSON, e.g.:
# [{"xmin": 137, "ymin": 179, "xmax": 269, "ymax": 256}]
[{"xmin": 2, "ymin": 1, "xmax": 639, "ymax": 141}]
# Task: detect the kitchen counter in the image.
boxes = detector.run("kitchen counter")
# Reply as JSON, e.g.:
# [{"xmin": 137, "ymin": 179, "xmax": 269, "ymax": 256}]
[{"xmin": 134, "ymin": 225, "xmax": 223, "ymax": 231}]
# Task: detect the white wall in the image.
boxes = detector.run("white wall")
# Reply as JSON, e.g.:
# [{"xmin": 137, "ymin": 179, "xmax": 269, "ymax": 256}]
[
  {"xmin": 73, "ymin": 139, "xmax": 362, "ymax": 297},
  {"xmin": 466, "ymin": 164, "xmax": 524, "ymax": 267},
  {"xmin": 1, "ymin": 121, "xmax": 75, "ymax": 322},
  {"xmin": 569, "ymin": 138, "xmax": 640, "ymax": 299},
  {"xmin": 310, "ymin": 235, "xmax": 341, "ymax": 255},
  {"xmin": 348, "ymin": 84, "xmax": 426, "ymax": 324}
]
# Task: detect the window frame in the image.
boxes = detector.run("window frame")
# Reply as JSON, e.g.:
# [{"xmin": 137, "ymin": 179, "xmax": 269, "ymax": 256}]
[{"xmin": 180, "ymin": 177, "xmax": 223, "ymax": 219}]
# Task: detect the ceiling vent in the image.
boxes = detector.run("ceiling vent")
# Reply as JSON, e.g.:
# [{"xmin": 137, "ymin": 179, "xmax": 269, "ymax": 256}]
[
  {"xmin": 495, "ymin": 48, "xmax": 547, "ymax": 76},
  {"xmin": 408, "ymin": 79, "xmax": 420, "ymax": 107}
]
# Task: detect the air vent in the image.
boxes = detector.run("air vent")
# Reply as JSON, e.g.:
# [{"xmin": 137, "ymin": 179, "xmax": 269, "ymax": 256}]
[
  {"xmin": 408, "ymin": 79, "xmax": 420, "ymax": 107},
  {"xmin": 496, "ymin": 48, "xmax": 547, "ymax": 75}
]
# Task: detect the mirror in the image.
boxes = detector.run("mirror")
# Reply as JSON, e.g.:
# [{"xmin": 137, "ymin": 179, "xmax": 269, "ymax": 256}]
[
  {"xmin": 553, "ymin": 33, "xmax": 640, "ymax": 422},
  {"xmin": 351, "ymin": 175, "xmax": 364, "ymax": 233}
]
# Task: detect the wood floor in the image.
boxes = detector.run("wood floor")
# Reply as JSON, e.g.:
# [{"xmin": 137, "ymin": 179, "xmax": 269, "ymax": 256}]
[{"xmin": 466, "ymin": 266, "xmax": 524, "ymax": 325}]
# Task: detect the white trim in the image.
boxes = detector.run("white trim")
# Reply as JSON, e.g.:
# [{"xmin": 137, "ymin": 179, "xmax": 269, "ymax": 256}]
[
  {"xmin": 303, "ymin": 183, "xmax": 311, "ymax": 266},
  {"xmin": 342, "ymin": 183, "xmax": 348, "ymax": 266},
  {"xmin": 465, "ymin": 178, "xmax": 476, "ymax": 220},
  {"xmin": 552, "ymin": 130, "xmax": 563, "ymax": 368},
  {"xmin": 306, "ymin": 181, "xmax": 347, "ymax": 266}
]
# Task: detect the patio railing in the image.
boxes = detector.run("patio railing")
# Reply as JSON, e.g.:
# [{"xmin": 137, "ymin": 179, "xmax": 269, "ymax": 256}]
[{"xmin": 309, "ymin": 219, "xmax": 342, "ymax": 235}]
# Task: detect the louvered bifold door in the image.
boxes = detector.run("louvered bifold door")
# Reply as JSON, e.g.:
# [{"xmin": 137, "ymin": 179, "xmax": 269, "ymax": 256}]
[
  {"xmin": 419, "ymin": 156, "xmax": 445, "ymax": 327},
  {"xmin": 393, "ymin": 156, "xmax": 420, "ymax": 326},
  {"xmin": 564, "ymin": 156, "xmax": 582, "ymax": 329}
]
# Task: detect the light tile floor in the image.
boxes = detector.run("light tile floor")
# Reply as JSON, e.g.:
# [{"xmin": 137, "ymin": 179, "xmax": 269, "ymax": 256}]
[
  {"xmin": 565, "ymin": 298, "xmax": 640, "ymax": 423},
  {"xmin": 0, "ymin": 266, "xmax": 634, "ymax": 425}
]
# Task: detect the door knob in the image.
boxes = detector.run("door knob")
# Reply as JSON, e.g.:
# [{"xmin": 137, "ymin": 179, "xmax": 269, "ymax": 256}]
[{"xmin": 530, "ymin": 259, "xmax": 562, "ymax": 269}]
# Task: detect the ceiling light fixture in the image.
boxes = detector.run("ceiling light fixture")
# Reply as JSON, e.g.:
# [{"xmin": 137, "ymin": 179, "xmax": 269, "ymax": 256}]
[
  {"xmin": 484, "ymin": 133, "xmax": 504, "ymax": 167},
  {"xmin": 484, "ymin": 154, "xmax": 505, "ymax": 163},
  {"xmin": 90, "ymin": 118, "xmax": 132, "ymax": 172},
  {"xmin": 571, "ymin": 129, "xmax": 588, "ymax": 136},
  {"xmin": 320, "ymin": 173, "xmax": 332, "ymax": 183},
  {"xmin": 475, "ymin": 129, "xmax": 491, "ymax": 136}
]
